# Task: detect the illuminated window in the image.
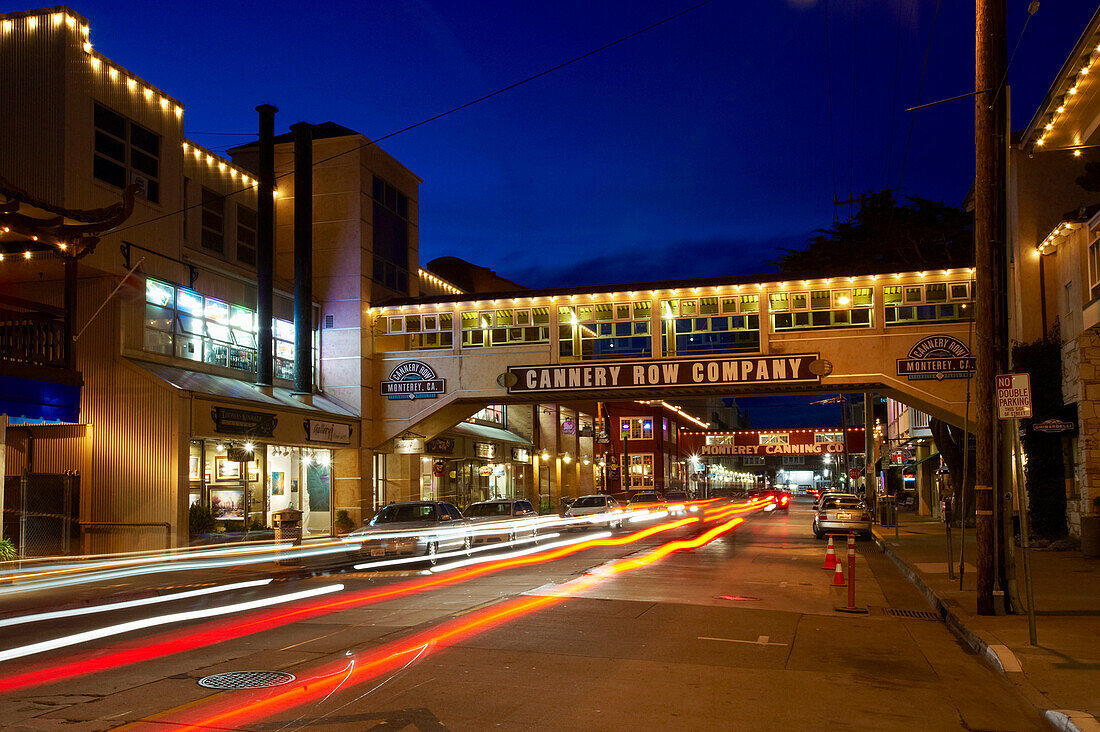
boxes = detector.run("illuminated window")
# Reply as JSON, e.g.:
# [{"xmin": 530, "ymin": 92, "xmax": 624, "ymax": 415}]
[
  {"xmin": 758, "ymin": 433, "xmax": 789, "ymax": 445},
  {"xmin": 628, "ymin": 454, "xmax": 654, "ymax": 488},
  {"xmin": 814, "ymin": 431, "xmax": 843, "ymax": 444},
  {"xmin": 468, "ymin": 405, "xmax": 506, "ymax": 426},
  {"xmin": 620, "ymin": 417, "xmax": 653, "ymax": 440}
]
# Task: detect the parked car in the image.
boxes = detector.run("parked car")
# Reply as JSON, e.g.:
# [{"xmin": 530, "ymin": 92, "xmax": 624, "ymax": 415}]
[
  {"xmin": 812, "ymin": 494, "xmax": 872, "ymax": 539},
  {"xmin": 348, "ymin": 501, "xmax": 469, "ymax": 565},
  {"xmin": 564, "ymin": 494, "xmax": 624, "ymax": 529},
  {"xmin": 464, "ymin": 499, "xmax": 539, "ymax": 546}
]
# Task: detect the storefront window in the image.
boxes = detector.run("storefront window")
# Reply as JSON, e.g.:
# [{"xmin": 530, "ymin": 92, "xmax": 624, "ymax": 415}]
[{"xmin": 143, "ymin": 277, "xmax": 312, "ymax": 383}]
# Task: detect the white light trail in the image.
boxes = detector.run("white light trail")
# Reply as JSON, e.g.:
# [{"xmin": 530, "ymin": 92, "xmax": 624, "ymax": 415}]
[
  {"xmin": 0, "ymin": 583, "xmax": 344, "ymax": 664},
  {"xmin": 427, "ymin": 532, "xmax": 611, "ymax": 573},
  {"xmin": 0, "ymin": 579, "xmax": 274, "ymax": 629}
]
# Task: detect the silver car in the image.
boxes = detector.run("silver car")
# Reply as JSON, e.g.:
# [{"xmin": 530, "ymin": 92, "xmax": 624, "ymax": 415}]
[
  {"xmin": 813, "ymin": 494, "xmax": 872, "ymax": 539},
  {"xmin": 348, "ymin": 501, "xmax": 470, "ymax": 565},
  {"xmin": 563, "ymin": 494, "xmax": 624, "ymax": 530},
  {"xmin": 465, "ymin": 499, "xmax": 539, "ymax": 546}
]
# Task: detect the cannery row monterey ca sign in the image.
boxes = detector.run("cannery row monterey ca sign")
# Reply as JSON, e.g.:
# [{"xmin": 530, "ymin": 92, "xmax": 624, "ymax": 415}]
[
  {"xmin": 380, "ymin": 360, "xmax": 446, "ymax": 400},
  {"xmin": 896, "ymin": 335, "xmax": 975, "ymax": 381},
  {"xmin": 507, "ymin": 354, "xmax": 821, "ymax": 393}
]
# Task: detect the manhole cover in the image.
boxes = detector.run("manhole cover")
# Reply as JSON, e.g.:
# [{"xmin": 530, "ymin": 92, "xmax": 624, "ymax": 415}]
[
  {"xmin": 884, "ymin": 608, "xmax": 940, "ymax": 621},
  {"xmin": 198, "ymin": 671, "xmax": 296, "ymax": 689}
]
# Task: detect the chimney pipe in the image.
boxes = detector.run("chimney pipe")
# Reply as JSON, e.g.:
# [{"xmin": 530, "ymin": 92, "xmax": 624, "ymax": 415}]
[
  {"xmin": 255, "ymin": 104, "xmax": 277, "ymax": 390},
  {"xmin": 290, "ymin": 122, "xmax": 313, "ymax": 399}
]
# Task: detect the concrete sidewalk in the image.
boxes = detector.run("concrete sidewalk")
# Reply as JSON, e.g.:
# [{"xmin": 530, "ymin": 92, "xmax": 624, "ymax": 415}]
[{"xmin": 873, "ymin": 516, "xmax": 1100, "ymax": 732}]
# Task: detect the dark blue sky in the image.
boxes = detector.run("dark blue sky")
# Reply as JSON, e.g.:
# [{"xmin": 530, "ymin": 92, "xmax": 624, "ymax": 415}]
[{"xmin": 70, "ymin": 0, "xmax": 1097, "ymax": 289}]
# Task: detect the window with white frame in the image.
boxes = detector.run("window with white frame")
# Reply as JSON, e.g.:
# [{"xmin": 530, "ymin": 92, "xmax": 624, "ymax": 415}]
[
  {"xmin": 385, "ymin": 312, "xmax": 455, "ymax": 350},
  {"xmin": 620, "ymin": 417, "xmax": 653, "ymax": 440},
  {"xmin": 759, "ymin": 433, "xmax": 789, "ymax": 445},
  {"xmin": 468, "ymin": 405, "xmax": 506, "ymax": 426},
  {"xmin": 628, "ymin": 454, "xmax": 654, "ymax": 488},
  {"xmin": 814, "ymin": 431, "xmax": 843, "ymax": 444},
  {"xmin": 1089, "ymin": 225, "xmax": 1100, "ymax": 300}
]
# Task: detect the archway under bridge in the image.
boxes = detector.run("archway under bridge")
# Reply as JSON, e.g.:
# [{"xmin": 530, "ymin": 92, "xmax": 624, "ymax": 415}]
[{"xmin": 371, "ymin": 336, "xmax": 976, "ymax": 452}]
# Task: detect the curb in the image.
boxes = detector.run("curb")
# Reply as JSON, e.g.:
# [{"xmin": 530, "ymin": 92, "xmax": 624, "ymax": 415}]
[{"xmin": 871, "ymin": 529, "xmax": 1096, "ymax": 732}]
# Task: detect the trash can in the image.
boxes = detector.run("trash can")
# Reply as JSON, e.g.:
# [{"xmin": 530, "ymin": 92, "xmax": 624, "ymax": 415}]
[
  {"xmin": 878, "ymin": 497, "xmax": 897, "ymax": 527},
  {"xmin": 1082, "ymin": 515, "xmax": 1100, "ymax": 558},
  {"xmin": 272, "ymin": 508, "xmax": 303, "ymax": 564}
]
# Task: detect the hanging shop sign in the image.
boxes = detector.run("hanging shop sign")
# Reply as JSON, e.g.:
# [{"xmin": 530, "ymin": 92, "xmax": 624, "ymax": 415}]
[
  {"xmin": 474, "ymin": 442, "xmax": 495, "ymax": 459},
  {"xmin": 511, "ymin": 447, "xmax": 530, "ymax": 462},
  {"xmin": 433, "ymin": 459, "xmax": 446, "ymax": 477},
  {"xmin": 478, "ymin": 465, "xmax": 494, "ymax": 477},
  {"xmin": 380, "ymin": 360, "xmax": 446, "ymax": 400},
  {"xmin": 896, "ymin": 336, "xmax": 976, "ymax": 381},
  {"xmin": 211, "ymin": 407, "xmax": 278, "ymax": 437},
  {"xmin": 996, "ymin": 373, "xmax": 1032, "ymax": 419},
  {"xmin": 1031, "ymin": 418, "xmax": 1075, "ymax": 434},
  {"xmin": 425, "ymin": 437, "xmax": 455, "ymax": 455},
  {"xmin": 305, "ymin": 419, "xmax": 352, "ymax": 445},
  {"xmin": 889, "ymin": 449, "xmax": 912, "ymax": 466},
  {"xmin": 507, "ymin": 354, "xmax": 820, "ymax": 393},
  {"xmin": 596, "ymin": 431, "xmax": 610, "ymax": 444},
  {"xmin": 394, "ymin": 437, "xmax": 425, "ymax": 454},
  {"xmin": 577, "ymin": 423, "xmax": 594, "ymax": 437},
  {"xmin": 561, "ymin": 418, "xmax": 576, "ymax": 435}
]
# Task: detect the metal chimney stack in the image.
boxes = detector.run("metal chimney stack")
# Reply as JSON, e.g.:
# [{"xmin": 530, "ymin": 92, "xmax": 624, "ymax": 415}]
[
  {"xmin": 255, "ymin": 104, "xmax": 277, "ymax": 391},
  {"xmin": 290, "ymin": 122, "xmax": 313, "ymax": 399}
]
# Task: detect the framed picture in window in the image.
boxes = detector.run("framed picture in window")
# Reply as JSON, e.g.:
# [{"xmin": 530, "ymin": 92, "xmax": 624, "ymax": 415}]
[
  {"xmin": 210, "ymin": 489, "xmax": 245, "ymax": 519},
  {"xmin": 189, "ymin": 455, "xmax": 201, "ymax": 481},
  {"xmin": 248, "ymin": 466, "xmax": 260, "ymax": 482},
  {"xmin": 214, "ymin": 455, "xmax": 241, "ymax": 481}
]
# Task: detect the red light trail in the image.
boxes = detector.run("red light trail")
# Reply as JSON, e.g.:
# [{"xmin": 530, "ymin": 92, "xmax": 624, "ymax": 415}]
[{"xmin": 137, "ymin": 515, "xmax": 747, "ymax": 731}]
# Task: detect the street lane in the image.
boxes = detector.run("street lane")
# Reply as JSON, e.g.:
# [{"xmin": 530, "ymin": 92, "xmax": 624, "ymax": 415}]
[{"xmin": 0, "ymin": 500, "xmax": 1044, "ymax": 730}]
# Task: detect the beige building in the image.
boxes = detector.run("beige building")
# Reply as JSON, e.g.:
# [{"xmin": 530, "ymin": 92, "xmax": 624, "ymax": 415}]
[{"xmin": 0, "ymin": 6, "xmax": 421, "ymax": 552}]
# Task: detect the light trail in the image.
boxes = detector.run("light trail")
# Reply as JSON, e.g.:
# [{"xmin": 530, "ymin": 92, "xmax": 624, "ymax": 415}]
[
  {"xmin": 0, "ymin": 583, "xmax": 344, "ymax": 664},
  {"xmin": 0, "ymin": 514, "xmax": 705, "ymax": 694},
  {"xmin": 148, "ymin": 515, "xmax": 747, "ymax": 731},
  {"xmin": 0, "ymin": 578, "xmax": 273, "ymax": 628}
]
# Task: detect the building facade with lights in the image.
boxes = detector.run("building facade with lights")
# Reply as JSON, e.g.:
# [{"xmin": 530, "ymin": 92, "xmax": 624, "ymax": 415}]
[
  {"xmin": 0, "ymin": 6, "xmax": 428, "ymax": 552},
  {"xmin": 1009, "ymin": 7, "xmax": 1100, "ymax": 537}
]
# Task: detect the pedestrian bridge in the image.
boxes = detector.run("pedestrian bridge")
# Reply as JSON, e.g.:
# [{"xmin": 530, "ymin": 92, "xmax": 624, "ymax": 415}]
[{"xmin": 368, "ymin": 268, "xmax": 976, "ymax": 449}]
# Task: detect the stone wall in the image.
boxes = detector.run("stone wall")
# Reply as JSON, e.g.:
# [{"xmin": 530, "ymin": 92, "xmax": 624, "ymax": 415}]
[{"xmin": 1063, "ymin": 330, "xmax": 1100, "ymax": 534}]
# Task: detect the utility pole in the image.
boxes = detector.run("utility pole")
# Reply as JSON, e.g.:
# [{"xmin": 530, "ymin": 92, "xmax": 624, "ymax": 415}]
[{"xmin": 974, "ymin": 0, "xmax": 1006, "ymax": 616}]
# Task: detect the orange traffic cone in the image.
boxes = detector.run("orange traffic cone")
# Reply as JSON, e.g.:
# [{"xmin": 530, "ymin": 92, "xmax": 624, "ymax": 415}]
[
  {"xmin": 831, "ymin": 558, "xmax": 847, "ymax": 587},
  {"xmin": 822, "ymin": 535, "xmax": 837, "ymax": 570}
]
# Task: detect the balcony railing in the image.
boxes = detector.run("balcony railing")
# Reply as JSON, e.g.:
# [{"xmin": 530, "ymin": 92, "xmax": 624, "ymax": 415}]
[{"xmin": 0, "ymin": 295, "xmax": 69, "ymax": 370}]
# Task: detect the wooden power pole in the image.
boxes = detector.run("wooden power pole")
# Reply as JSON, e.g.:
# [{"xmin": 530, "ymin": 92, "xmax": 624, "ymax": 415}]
[{"xmin": 974, "ymin": 0, "xmax": 1007, "ymax": 616}]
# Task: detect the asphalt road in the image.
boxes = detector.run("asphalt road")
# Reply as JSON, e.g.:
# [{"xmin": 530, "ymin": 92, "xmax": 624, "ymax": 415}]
[{"xmin": 0, "ymin": 499, "xmax": 1044, "ymax": 731}]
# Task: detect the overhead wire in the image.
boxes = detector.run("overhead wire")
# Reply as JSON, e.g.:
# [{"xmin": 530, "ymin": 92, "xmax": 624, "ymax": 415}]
[{"xmin": 103, "ymin": 0, "xmax": 718, "ymax": 240}]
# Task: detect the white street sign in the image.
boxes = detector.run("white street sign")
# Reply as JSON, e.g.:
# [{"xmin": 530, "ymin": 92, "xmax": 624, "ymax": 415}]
[{"xmin": 996, "ymin": 373, "xmax": 1032, "ymax": 419}]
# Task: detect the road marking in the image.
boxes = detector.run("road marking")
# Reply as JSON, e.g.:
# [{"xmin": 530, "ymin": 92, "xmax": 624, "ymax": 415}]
[{"xmin": 698, "ymin": 635, "xmax": 787, "ymax": 647}]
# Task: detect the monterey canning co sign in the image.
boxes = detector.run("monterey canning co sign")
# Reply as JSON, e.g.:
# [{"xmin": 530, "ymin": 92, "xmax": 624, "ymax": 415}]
[
  {"xmin": 896, "ymin": 336, "xmax": 975, "ymax": 381},
  {"xmin": 507, "ymin": 354, "xmax": 819, "ymax": 394}
]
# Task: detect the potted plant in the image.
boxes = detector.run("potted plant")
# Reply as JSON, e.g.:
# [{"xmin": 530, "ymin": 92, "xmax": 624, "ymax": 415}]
[
  {"xmin": 333, "ymin": 510, "xmax": 355, "ymax": 535},
  {"xmin": 0, "ymin": 537, "xmax": 15, "ymax": 563}
]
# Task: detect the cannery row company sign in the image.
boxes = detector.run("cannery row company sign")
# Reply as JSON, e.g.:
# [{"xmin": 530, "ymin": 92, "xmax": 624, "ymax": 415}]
[
  {"xmin": 380, "ymin": 360, "xmax": 446, "ymax": 400},
  {"xmin": 897, "ymin": 336, "xmax": 975, "ymax": 381},
  {"xmin": 212, "ymin": 407, "xmax": 277, "ymax": 436},
  {"xmin": 700, "ymin": 442, "xmax": 846, "ymax": 456},
  {"xmin": 507, "ymin": 354, "xmax": 820, "ymax": 393}
]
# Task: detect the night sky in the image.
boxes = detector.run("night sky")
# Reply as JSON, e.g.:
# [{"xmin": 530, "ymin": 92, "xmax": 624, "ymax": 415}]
[
  {"xmin": 71, "ymin": 0, "xmax": 1096, "ymax": 287},
  {"xmin": 61, "ymin": 1, "xmax": 1098, "ymax": 427}
]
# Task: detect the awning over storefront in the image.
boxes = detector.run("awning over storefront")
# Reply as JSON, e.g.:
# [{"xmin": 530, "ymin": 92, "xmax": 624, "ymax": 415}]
[
  {"xmin": 129, "ymin": 360, "xmax": 360, "ymax": 449},
  {"xmin": 447, "ymin": 421, "xmax": 531, "ymax": 447}
]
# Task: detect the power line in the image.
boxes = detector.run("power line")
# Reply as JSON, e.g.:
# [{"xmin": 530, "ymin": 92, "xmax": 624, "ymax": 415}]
[{"xmin": 105, "ymin": 0, "xmax": 717, "ymax": 240}]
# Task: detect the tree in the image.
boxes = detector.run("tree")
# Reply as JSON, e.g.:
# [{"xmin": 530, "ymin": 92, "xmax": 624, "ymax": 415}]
[{"xmin": 770, "ymin": 189, "xmax": 973, "ymax": 277}]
